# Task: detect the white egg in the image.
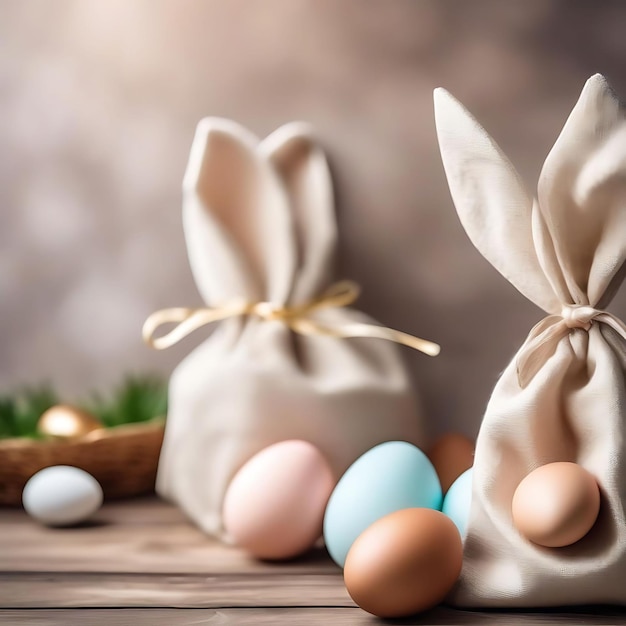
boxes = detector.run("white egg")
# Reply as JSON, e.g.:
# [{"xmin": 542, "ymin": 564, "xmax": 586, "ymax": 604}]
[{"xmin": 22, "ymin": 465, "xmax": 103, "ymax": 526}]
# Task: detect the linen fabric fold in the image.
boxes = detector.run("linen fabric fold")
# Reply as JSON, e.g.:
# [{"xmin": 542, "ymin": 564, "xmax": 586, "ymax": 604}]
[
  {"xmin": 435, "ymin": 74, "xmax": 626, "ymax": 607},
  {"xmin": 153, "ymin": 119, "xmax": 426, "ymax": 538}
]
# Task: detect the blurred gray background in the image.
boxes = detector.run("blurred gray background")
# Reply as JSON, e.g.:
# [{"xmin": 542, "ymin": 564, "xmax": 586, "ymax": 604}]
[{"xmin": 1, "ymin": 0, "xmax": 625, "ymax": 439}]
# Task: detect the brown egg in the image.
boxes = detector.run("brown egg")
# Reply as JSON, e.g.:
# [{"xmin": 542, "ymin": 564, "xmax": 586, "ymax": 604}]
[
  {"xmin": 343, "ymin": 508, "xmax": 463, "ymax": 618},
  {"xmin": 37, "ymin": 405, "xmax": 102, "ymax": 441},
  {"xmin": 512, "ymin": 462, "xmax": 601, "ymax": 548},
  {"xmin": 427, "ymin": 433, "xmax": 475, "ymax": 493}
]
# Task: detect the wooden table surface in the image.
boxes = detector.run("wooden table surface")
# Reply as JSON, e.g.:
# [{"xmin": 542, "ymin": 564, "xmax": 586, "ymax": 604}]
[{"xmin": 2, "ymin": 497, "xmax": 625, "ymax": 625}]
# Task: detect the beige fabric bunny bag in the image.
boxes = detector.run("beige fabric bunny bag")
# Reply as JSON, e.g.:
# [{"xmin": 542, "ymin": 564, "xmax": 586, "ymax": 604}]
[
  {"xmin": 144, "ymin": 119, "xmax": 437, "ymax": 538},
  {"xmin": 435, "ymin": 74, "xmax": 626, "ymax": 607}
]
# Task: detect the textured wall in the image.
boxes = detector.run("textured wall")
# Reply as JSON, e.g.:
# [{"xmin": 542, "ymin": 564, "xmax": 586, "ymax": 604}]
[{"xmin": 1, "ymin": 0, "xmax": 625, "ymax": 438}]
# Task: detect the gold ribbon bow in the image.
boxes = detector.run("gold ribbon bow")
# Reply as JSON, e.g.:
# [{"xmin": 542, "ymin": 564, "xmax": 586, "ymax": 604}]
[
  {"xmin": 516, "ymin": 304, "xmax": 626, "ymax": 388},
  {"xmin": 142, "ymin": 280, "xmax": 440, "ymax": 356}
]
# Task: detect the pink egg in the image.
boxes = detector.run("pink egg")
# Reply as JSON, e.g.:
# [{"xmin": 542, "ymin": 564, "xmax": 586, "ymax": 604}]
[{"xmin": 222, "ymin": 440, "xmax": 335, "ymax": 560}]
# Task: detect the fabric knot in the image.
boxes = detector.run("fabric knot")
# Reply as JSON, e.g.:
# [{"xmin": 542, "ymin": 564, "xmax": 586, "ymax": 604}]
[
  {"xmin": 517, "ymin": 304, "xmax": 626, "ymax": 388},
  {"xmin": 251, "ymin": 301, "xmax": 290, "ymax": 321},
  {"xmin": 560, "ymin": 305, "xmax": 597, "ymax": 331}
]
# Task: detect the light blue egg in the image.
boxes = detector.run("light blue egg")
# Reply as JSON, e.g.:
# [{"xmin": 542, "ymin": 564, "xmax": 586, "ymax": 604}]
[
  {"xmin": 323, "ymin": 441, "xmax": 442, "ymax": 567},
  {"xmin": 442, "ymin": 467, "xmax": 473, "ymax": 538}
]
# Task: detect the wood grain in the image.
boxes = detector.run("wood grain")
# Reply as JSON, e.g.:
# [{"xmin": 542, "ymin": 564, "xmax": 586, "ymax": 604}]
[
  {"xmin": 2, "ymin": 608, "xmax": 626, "ymax": 626},
  {"xmin": 0, "ymin": 497, "xmax": 337, "ymax": 574},
  {"xmin": 3, "ymin": 497, "xmax": 626, "ymax": 625},
  {"xmin": 0, "ymin": 572, "xmax": 352, "ymax": 608}
]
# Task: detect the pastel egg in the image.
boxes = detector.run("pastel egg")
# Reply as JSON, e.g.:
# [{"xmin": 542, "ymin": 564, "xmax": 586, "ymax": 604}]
[
  {"xmin": 512, "ymin": 462, "xmax": 600, "ymax": 548},
  {"xmin": 323, "ymin": 441, "xmax": 442, "ymax": 567},
  {"xmin": 442, "ymin": 467, "xmax": 473, "ymax": 537},
  {"xmin": 23, "ymin": 465, "xmax": 103, "ymax": 526},
  {"xmin": 222, "ymin": 440, "xmax": 335, "ymax": 560},
  {"xmin": 344, "ymin": 508, "xmax": 463, "ymax": 617},
  {"xmin": 427, "ymin": 433, "xmax": 474, "ymax": 493}
]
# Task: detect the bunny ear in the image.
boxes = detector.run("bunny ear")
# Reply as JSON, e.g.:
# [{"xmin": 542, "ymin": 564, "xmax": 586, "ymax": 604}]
[
  {"xmin": 261, "ymin": 122, "xmax": 337, "ymax": 304},
  {"xmin": 537, "ymin": 74, "xmax": 626, "ymax": 307},
  {"xmin": 182, "ymin": 118, "xmax": 296, "ymax": 305},
  {"xmin": 434, "ymin": 88, "xmax": 561, "ymax": 314}
]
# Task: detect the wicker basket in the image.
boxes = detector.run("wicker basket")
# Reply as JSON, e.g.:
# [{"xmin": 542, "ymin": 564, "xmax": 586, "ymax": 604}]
[{"xmin": 0, "ymin": 418, "xmax": 164, "ymax": 506}]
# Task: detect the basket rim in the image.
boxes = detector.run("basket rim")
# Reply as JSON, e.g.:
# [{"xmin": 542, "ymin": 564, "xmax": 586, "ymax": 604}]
[{"xmin": 0, "ymin": 416, "xmax": 165, "ymax": 450}]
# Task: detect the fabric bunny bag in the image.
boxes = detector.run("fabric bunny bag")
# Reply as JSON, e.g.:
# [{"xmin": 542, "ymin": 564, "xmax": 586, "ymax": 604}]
[
  {"xmin": 144, "ymin": 119, "xmax": 438, "ymax": 538},
  {"xmin": 435, "ymin": 74, "xmax": 626, "ymax": 607}
]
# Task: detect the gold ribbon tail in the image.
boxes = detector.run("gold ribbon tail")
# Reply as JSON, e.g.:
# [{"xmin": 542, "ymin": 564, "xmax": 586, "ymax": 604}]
[
  {"xmin": 142, "ymin": 280, "xmax": 440, "ymax": 357},
  {"xmin": 288, "ymin": 318, "xmax": 441, "ymax": 357},
  {"xmin": 142, "ymin": 301, "xmax": 249, "ymax": 350}
]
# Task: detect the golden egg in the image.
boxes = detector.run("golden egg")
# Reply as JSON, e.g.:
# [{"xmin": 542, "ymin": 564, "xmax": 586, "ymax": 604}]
[
  {"xmin": 512, "ymin": 462, "xmax": 601, "ymax": 548},
  {"xmin": 37, "ymin": 405, "xmax": 102, "ymax": 441},
  {"xmin": 343, "ymin": 508, "xmax": 463, "ymax": 618},
  {"xmin": 427, "ymin": 433, "xmax": 475, "ymax": 493}
]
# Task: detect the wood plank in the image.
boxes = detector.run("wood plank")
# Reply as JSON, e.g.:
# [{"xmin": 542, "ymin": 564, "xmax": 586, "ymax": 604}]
[
  {"xmin": 4, "ymin": 499, "xmax": 626, "ymax": 624},
  {"xmin": 0, "ymin": 572, "xmax": 352, "ymax": 608},
  {"xmin": 2, "ymin": 607, "xmax": 626, "ymax": 626},
  {"xmin": 0, "ymin": 497, "xmax": 338, "ymax": 574}
]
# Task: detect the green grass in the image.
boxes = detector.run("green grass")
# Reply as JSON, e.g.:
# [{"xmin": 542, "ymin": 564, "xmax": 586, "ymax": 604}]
[
  {"xmin": 86, "ymin": 375, "xmax": 168, "ymax": 429},
  {"xmin": 0, "ymin": 386, "xmax": 59, "ymax": 439},
  {"xmin": 0, "ymin": 376, "xmax": 167, "ymax": 440}
]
